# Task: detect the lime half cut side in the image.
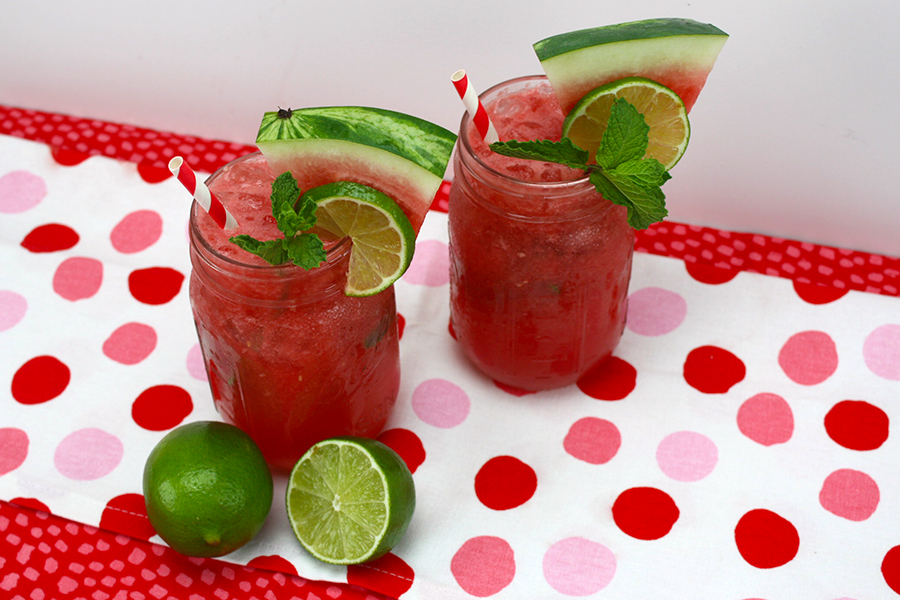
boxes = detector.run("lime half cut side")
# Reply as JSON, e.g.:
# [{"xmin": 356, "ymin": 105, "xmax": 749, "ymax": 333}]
[
  {"xmin": 286, "ymin": 437, "xmax": 416, "ymax": 565},
  {"xmin": 562, "ymin": 77, "xmax": 690, "ymax": 169},
  {"xmin": 303, "ymin": 181, "xmax": 416, "ymax": 297}
]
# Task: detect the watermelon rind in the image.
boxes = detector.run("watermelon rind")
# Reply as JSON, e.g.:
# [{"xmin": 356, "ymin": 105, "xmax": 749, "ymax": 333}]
[
  {"xmin": 257, "ymin": 107, "xmax": 456, "ymax": 233},
  {"xmin": 534, "ymin": 18, "xmax": 728, "ymax": 114}
]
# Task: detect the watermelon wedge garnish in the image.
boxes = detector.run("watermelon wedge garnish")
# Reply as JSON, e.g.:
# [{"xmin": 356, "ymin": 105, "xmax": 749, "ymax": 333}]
[
  {"xmin": 534, "ymin": 18, "xmax": 728, "ymax": 115},
  {"xmin": 256, "ymin": 107, "xmax": 456, "ymax": 234}
]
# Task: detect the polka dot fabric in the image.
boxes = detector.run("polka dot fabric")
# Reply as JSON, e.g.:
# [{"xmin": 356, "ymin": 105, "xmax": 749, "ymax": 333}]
[{"xmin": 2, "ymin": 105, "xmax": 900, "ymax": 599}]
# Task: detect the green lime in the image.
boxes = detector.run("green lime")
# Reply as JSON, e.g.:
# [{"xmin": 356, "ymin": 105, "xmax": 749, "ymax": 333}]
[
  {"xmin": 286, "ymin": 436, "xmax": 415, "ymax": 565},
  {"xmin": 142, "ymin": 421, "xmax": 273, "ymax": 558},
  {"xmin": 303, "ymin": 181, "xmax": 416, "ymax": 297},
  {"xmin": 562, "ymin": 76, "xmax": 690, "ymax": 169}
]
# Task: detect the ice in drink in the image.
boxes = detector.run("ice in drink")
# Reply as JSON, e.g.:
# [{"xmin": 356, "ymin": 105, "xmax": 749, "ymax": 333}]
[
  {"xmin": 449, "ymin": 76, "xmax": 634, "ymax": 391},
  {"xmin": 189, "ymin": 153, "xmax": 400, "ymax": 471}
]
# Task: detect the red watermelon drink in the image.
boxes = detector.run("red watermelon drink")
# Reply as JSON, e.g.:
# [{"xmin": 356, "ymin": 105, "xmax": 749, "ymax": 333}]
[
  {"xmin": 189, "ymin": 153, "xmax": 400, "ymax": 472},
  {"xmin": 448, "ymin": 20, "xmax": 726, "ymax": 391},
  {"xmin": 449, "ymin": 76, "xmax": 633, "ymax": 391}
]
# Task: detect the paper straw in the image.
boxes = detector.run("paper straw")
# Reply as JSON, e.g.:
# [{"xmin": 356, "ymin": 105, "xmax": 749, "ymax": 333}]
[
  {"xmin": 168, "ymin": 157, "xmax": 238, "ymax": 230},
  {"xmin": 451, "ymin": 69, "xmax": 499, "ymax": 144}
]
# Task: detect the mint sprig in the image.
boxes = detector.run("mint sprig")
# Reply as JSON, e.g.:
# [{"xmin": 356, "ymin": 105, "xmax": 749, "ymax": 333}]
[
  {"xmin": 229, "ymin": 171, "xmax": 327, "ymax": 268},
  {"xmin": 490, "ymin": 97, "xmax": 671, "ymax": 229}
]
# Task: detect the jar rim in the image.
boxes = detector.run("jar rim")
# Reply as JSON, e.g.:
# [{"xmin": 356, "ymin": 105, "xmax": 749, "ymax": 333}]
[
  {"xmin": 457, "ymin": 74, "xmax": 593, "ymax": 190},
  {"xmin": 189, "ymin": 151, "xmax": 352, "ymax": 275}
]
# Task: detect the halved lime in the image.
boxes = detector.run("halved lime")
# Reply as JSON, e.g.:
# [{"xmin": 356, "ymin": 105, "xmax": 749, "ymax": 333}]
[
  {"xmin": 563, "ymin": 77, "xmax": 690, "ymax": 169},
  {"xmin": 286, "ymin": 436, "xmax": 416, "ymax": 565},
  {"xmin": 303, "ymin": 181, "xmax": 416, "ymax": 297}
]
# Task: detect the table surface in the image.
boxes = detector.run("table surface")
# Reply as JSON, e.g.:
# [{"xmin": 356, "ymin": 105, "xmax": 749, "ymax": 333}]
[{"xmin": 1, "ymin": 103, "xmax": 899, "ymax": 600}]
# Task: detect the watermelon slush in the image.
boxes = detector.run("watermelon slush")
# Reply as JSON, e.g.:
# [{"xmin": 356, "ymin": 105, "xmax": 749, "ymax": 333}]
[
  {"xmin": 448, "ymin": 75, "xmax": 634, "ymax": 391},
  {"xmin": 189, "ymin": 153, "xmax": 400, "ymax": 472}
]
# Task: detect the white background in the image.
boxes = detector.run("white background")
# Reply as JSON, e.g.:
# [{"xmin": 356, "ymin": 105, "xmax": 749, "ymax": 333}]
[{"xmin": 2, "ymin": 0, "xmax": 898, "ymax": 256}]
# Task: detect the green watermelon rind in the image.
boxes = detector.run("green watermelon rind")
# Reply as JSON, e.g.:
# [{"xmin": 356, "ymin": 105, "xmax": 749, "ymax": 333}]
[
  {"xmin": 533, "ymin": 18, "xmax": 728, "ymax": 61},
  {"xmin": 256, "ymin": 107, "xmax": 456, "ymax": 180}
]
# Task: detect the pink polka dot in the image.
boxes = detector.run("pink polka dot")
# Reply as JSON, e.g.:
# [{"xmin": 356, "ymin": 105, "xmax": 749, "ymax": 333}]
[
  {"xmin": 110, "ymin": 210, "xmax": 163, "ymax": 253},
  {"xmin": 863, "ymin": 324, "xmax": 900, "ymax": 381},
  {"xmin": 411, "ymin": 378, "xmax": 469, "ymax": 428},
  {"xmin": 564, "ymin": 417, "xmax": 620, "ymax": 464},
  {"xmin": 626, "ymin": 287, "xmax": 687, "ymax": 336},
  {"xmin": 778, "ymin": 330, "xmax": 838, "ymax": 385},
  {"xmin": 656, "ymin": 431, "xmax": 718, "ymax": 482},
  {"xmin": 54, "ymin": 428, "xmax": 123, "ymax": 480},
  {"xmin": 186, "ymin": 344, "xmax": 208, "ymax": 381},
  {"xmin": 543, "ymin": 537, "xmax": 616, "ymax": 596},
  {"xmin": 0, "ymin": 290, "xmax": 28, "ymax": 331},
  {"xmin": 102, "ymin": 322, "xmax": 157, "ymax": 364},
  {"xmin": 737, "ymin": 393, "xmax": 794, "ymax": 446},
  {"xmin": 402, "ymin": 239, "xmax": 449, "ymax": 286},
  {"xmin": 0, "ymin": 428, "xmax": 29, "ymax": 475},
  {"xmin": 0, "ymin": 170, "xmax": 47, "ymax": 213},
  {"xmin": 819, "ymin": 469, "xmax": 879, "ymax": 521},
  {"xmin": 53, "ymin": 257, "xmax": 103, "ymax": 301},
  {"xmin": 451, "ymin": 536, "xmax": 515, "ymax": 597}
]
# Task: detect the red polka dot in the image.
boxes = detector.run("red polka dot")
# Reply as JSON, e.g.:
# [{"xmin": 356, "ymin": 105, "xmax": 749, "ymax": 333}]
[
  {"xmin": 11, "ymin": 355, "xmax": 71, "ymax": 404},
  {"xmin": 137, "ymin": 162, "xmax": 173, "ymax": 184},
  {"xmin": 20, "ymin": 223, "xmax": 79, "ymax": 252},
  {"xmin": 737, "ymin": 393, "xmax": 794, "ymax": 446},
  {"xmin": 493, "ymin": 380, "xmax": 536, "ymax": 397},
  {"xmin": 883, "ymin": 546, "xmax": 900, "ymax": 594},
  {"xmin": 475, "ymin": 456, "xmax": 537, "ymax": 510},
  {"xmin": 377, "ymin": 428, "xmax": 426, "ymax": 473},
  {"xmin": 50, "ymin": 146, "xmax": 90, "ymax": 166},
  {"xmin": 398, "ymin": 312, "xmax": 406, "ymax": 339},
  {"xmin": 734, "ymin": 509, "xmax": 799, "ymax": 568},
  {"xmin": 128, "ymin": 267, "xmax": 185, "ymax": 305},
  {"xmin": 792, "ymin": 281, "xmax": 849, "ymax": 305},
  {"xmin": 824, "ymin": 400, "xmax": 889, "ymax": 451},
  {"xmin": 131, "ymin": 385, "xmax": 193, "ymax": 430},
  {"xmin": 778, "ymin": 330, "xmax": 838, "ymax": 385},
  {"xmin": 685, "ymin": 261, "xmax": 739, "ymax": 284},
  {"xmin": 430, "ymin": 180, "xmax": 451, "ymax": 213},
  {"xmin": 577, "ymin": 356, "xmax": 637, "ymax": 401},
  {"xmin": 450, "ymin": 536, "xmax": 515, "ymax": 597},
  {"xmin": 347, "ymin": 552, "xmax": 415, "ymax": 599},
  {"xmin": 102, "ymin": 322, "xmax": 157, "ymax": 365},
  {"xmin": 110, "ymin": 210, "xmax": 163, "ymax": 254},
  {"xmin": 683, "ymin": 346, "xmax": 746, "ymax": 393},
  {"xmin": 99, "ymin": 493, "xmax": 156, "ymax": 541},
  {"xmin": 564, "ymin": 417, "xmax": 621, "ymax": 465},
  {"xmin": 10, "ymin": 497, "xmax": 50, "ymax": 513},
  {"xmin": 246, "ymin": 555, "xmax": 298, "ymax": 575},
  {"xmin": 0, "ymin": 428, "xmax": 29, "ymax": 475},
  {"xmin": 53, "ymin": 257, "xmax": 103, "ymax": 301},
  {"xmin": 612, "ymin": 487, "xmax": 679, "ymax": 540}
]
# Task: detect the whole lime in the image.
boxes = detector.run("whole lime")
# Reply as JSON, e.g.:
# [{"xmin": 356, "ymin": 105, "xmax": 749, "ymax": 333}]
[{"xmin": 142, "ymin": 421, "xmax": 273, "ymax": 557}]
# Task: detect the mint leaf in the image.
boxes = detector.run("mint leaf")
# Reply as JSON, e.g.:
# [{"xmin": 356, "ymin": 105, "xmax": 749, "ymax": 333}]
[
  {"xmin": 229, "ymin": 171, "xmax": 326, "ymax": 268},
  {"xmin": 229, "ymin": 235, "xmax": 289, "ymax": 265},
  {"xmin": 596, "ymin": 98, "xmax": 651, "ymax": 169},
  {"xmin": 284, "ymin": 233, "xmax": 326, "ymax": 270},
  {"xmin": 490, "ymin": 138, "xmax": 589, "ymax": 170},
  {"xmin": 591, "ymin": 166, "xmax": 669, "ymax": 230}
]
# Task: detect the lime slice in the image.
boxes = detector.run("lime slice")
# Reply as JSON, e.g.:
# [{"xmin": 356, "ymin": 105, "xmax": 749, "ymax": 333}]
[
  {"xmin": 303, "ymin": 181, "xmax": 416, "ymax": 297},
  {"xmin": 563, "ymin": 77, "xmax": 690, "ymax": 169},
  {"xmin": 286, "ymin": 436, "xmax": 416, "ymax": 565}
]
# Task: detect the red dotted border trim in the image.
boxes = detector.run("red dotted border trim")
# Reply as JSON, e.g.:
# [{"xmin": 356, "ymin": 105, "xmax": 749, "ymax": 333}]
[{"xmin": 2, "ymin": 102, "xmax": 897, "ymax": 297}]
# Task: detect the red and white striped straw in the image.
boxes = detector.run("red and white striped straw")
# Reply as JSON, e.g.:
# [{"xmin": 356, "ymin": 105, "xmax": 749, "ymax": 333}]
[
  {"xmin": 168, "ymin": 157, "xmax": 238, "ymax": 230},
  {"xmin": 451, "ymin": 69, "xmax": 499, "ymax": 144}
]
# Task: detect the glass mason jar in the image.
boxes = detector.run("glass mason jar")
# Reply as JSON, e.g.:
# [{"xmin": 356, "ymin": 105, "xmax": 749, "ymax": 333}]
[
  {"xmin": 448, "ymin": 76, "xmax": 634, "ymax": 391},
  {"xmin": 189, "ymin": 153, "xmax": 400, "ymax": 472}
]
